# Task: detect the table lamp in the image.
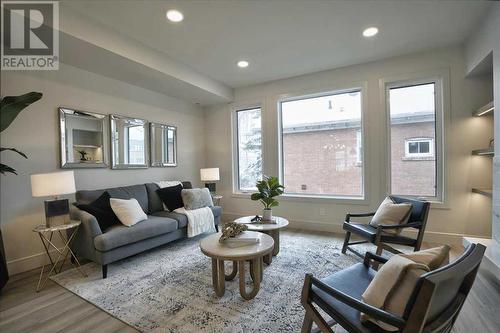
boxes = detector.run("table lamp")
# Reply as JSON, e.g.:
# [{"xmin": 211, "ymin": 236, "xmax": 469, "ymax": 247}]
[
  {"xmin": 200, "ymin": 168, "xmax": 220, "ymax": 193},
  {"xmin": 31, "ymin": 171, "xmax": 76, "ymax": 227}
]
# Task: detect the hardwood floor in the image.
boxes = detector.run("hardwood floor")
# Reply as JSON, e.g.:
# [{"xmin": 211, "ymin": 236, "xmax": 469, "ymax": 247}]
[{"xmin": 0, "ymin": 231, "xmax": 498, "ymax": 333}]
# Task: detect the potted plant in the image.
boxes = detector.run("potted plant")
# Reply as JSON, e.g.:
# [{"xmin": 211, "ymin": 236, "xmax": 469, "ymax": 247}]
[
  {"xmin": 250, "ymin": 176, "xmax": 285, "ymax": 221},
  {"xmin": 0, "ymin": 91, "xmax": 42, "ymax": 291}
]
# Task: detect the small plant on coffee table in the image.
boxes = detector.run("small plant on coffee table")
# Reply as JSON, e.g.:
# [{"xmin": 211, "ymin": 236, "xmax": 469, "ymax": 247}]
[{"xmin": 250, "ymin": 176, "xmax": 284, "ymax": 221}]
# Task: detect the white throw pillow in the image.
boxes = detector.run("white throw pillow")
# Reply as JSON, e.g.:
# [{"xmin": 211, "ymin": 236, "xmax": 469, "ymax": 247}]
[
  {"xmin": 361, "ymin": 246, "xmax": 450, "ymax": 331},
  {"xmin": 369, "ymin": 197, "xmax": 412, "ymax": 235},
  {"xmin": 110, "ymin": 198, "xmax": 147, "ymax": 227}
]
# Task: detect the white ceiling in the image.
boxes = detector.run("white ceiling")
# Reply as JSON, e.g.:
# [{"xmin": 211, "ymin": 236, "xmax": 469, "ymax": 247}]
[{"xmin": 63, "ymin": 0, "xmax": 491, "ymax": 89}]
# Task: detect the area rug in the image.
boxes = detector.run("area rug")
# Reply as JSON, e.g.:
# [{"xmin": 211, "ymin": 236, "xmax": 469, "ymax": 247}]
[{"xmin": 51, "ymin": 231, "xmax": 369, "ymax": 333}]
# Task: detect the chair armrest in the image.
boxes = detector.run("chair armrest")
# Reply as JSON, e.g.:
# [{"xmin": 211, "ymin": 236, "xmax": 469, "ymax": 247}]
[
  {"xmin": 377, "ymin": 222, "xmax": 421, "ymax": 230},
  {"xmin": 345, "ymin": 212, "xmax": 376, "ymax": 223},
  {"xmin": 310, "ymin": 274, "xmax": 405, "ymax": 329},
  {"xmin": 363, "ymin": 252, "xmax": 388, "ymax": 267}
]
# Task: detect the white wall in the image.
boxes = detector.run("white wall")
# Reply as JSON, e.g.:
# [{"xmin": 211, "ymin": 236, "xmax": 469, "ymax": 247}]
[
  {"xmin": 205, "ymin": 46, "xmax": 493, "ymax": 244},
  {"xmin": 0, "ymin": 64, "xmax": 206, "ymax": 275}
]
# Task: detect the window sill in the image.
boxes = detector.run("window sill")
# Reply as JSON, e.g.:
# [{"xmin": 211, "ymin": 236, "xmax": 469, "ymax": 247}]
[
  {"xmin": 232, "ymin": 192, "xmax": 369, "ymax": 205},
  {"xmin": 402, "ymin": 156, "xmax": 435, "ymax": 161}
]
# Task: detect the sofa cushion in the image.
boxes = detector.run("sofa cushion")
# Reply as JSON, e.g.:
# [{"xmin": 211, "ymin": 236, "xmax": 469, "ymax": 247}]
[
  {"xmin": 145, "ymin": 183, "xmax": 164, "ymax": 214},
  {"xmin": 76, "ymin": 191, "xmax": 121, "ymax": 232},
  {"xmin": 110, "ymin": 198, "xmax": 148, "ymax": 227},
  {"xmin": 93, "ymin": 216, "xmax": 178, "ymax": 251},
  {"xmin": 152, "ymin": 206, "xmax": 222, "ymax": 228},
  {"xmin": 77, "ymin": 184, "xmax": 149, "ymax": 214},
  {"xmin": 157, "ymin": 184, "xmax": 184, "ymax": 211}
]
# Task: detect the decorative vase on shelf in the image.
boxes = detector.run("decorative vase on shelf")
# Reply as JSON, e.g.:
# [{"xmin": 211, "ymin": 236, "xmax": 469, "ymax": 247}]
[{"xmin": 262, "ymin": 208, "xmax": 272, "ymax": 221}]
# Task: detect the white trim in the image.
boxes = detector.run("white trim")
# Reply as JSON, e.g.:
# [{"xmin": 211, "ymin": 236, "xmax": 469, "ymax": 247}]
[
  {"xmin": 404, "ymin": 137, "xmax": 435, "ymax": 158},
  {"xmin": 379, "ymin": 68, "xmax": 450, "ymax": 205},
  {"xmin": 7, "ymin": 249, "xmax": 59, "ymax": 276},
  {"xmin": 275, "ymin": 82, "xmax": 369, "ymax": 203}
]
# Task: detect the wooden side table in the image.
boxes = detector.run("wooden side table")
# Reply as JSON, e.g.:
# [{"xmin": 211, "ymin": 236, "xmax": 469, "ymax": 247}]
[
  {"xmin": 200, "ymin": 231, "xmax": 274, "ymax": 300},
  {"xmin": 212, "ymin": 194, "xmax": 223, "ymax": 206},
  {"xmin": 234, "ymin": 216, "xmax": 289, "ymax": 264},
  {"xmin": 32, "ymin": 221, "xmax": 87, "ymax": 292}
]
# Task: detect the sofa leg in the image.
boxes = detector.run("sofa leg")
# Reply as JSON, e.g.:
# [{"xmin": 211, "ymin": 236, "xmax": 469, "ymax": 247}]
[
  {"xmin": 342, "ymin": 232, "xmax": 351, "ymax": 254},
  {"xmin": 102, "ymin": 265, "xmax": 108, "ymax": 279},
  {"xmin": 215, "ymin": 225, "xmax": 219, "ymax": 232}
]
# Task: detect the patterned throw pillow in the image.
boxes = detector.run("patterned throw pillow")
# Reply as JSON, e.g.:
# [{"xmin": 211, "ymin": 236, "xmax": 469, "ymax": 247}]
[{"xmin": 181, "ymin": 188, "xmax": 214, "ymax": 210}]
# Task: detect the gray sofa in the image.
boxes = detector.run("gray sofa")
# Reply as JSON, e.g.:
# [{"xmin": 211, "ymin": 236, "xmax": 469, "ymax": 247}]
[{"xmin": 69, "ymin": 181, "xmax": 221, "ymax": 278}]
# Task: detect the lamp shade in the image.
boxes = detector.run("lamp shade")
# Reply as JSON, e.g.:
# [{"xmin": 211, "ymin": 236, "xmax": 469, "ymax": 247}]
[
  {"xmin": 200, "ymin": 168, "xmax": 220, "ymax": 181},
  {"xmin": 31, "ymin": 171, "xmax": 76, "ymax": 197}
]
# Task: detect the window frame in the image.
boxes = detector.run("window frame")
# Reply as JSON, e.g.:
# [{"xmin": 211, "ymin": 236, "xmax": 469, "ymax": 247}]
[
  {"xmin": 231, "ymin": 103, "xmax": 264, "ymax": 194},
  {"xmin": 404, "ymin": 137, "xmax": 435, "ymax": 158},
  {"xmin": 277, "ymin": 86, "xmax": 366, "ymax": 200},
  {"xmin": 384, "ymin": 76, "xmax": 446, "ymax": 203}
]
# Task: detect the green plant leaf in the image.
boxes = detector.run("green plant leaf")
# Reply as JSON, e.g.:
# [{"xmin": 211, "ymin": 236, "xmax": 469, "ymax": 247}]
[
  {"xmin": 0, "ymin": 164, "xmax": 17, "ymax": 175},
  {"xmin": 0, "ymin": 147, "xmax": 27, "ymax": 159},
  {"xmin": 1, "ymin": 92, "xmax": 42, "ymax": 132}
]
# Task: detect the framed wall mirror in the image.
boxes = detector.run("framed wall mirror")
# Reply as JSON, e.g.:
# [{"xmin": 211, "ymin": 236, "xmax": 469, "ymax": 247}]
[
  {"xmin": 59, "ymin": 107, "xmax": 107, "ymax": 168},
  {"xmin": 150, "ymin": 123, "xmax": 177, "ymax": 167},
  {"xmin": 110, "ymin": 115, "xmax": 148, "ymax": 169}
]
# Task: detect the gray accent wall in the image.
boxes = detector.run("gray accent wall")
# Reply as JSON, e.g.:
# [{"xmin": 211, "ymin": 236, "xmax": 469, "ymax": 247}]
[{"xmin": 0, "ymin": 63, "xmax": 206, "ymax": 275}]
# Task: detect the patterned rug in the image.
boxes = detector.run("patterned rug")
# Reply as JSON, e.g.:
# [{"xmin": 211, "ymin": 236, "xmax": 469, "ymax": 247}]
[{"xmin": 51, "ymin": 230, "xmax": 370, "ymax": 333}]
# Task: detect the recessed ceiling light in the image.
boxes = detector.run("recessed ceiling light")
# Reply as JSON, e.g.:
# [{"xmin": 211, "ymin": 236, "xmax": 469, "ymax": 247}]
[
  {"xmin": 362, "ymin": 27, "xmax": 379, "ymax": 37},
  {"xmin": 237, "ymin": 60, "xmax": 249, "ymax": 68},
  {"xmin": 166, "ymin": 9, "xmax": 184, "ymax": 23}
]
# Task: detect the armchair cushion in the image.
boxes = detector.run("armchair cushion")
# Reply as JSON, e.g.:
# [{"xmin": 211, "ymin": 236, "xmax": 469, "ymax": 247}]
[
  {"xmin": 361, "ymin": 246, "xmax": 450, "ymax": 331},
  {"xmin": 312, "ymin": 263, "xmax": 377, "ymax": 333},
  {"xmin": 369, "ymin": 197, "xmax": 412, "ymax": 235},
  {"xmin": 343, "ymin": 223, "xmax": 417, "ymax": 246}
]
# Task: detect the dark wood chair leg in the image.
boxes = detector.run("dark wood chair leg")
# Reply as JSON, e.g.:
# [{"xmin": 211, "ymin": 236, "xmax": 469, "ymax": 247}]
[
  {"xmin": 341, "ymin": 231, "xmax": 351, "ymax": 254},
  {"xmin": 102, "ymin": 265, "xmax": 108, "ymax": 279},
  {"xmin": 301, "ymin": 312, "xmax": 313, "ymax": 333}
]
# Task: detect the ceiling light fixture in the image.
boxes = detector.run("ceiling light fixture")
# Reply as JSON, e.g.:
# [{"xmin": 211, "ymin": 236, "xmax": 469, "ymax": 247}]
[
  {"xmin": 237, "ymin": 60, "xmax": 249, "ymax": 68},
  {"xmin": 166, "ymin": 9, "xmax": 184, "ymax": 23},
  {"xmin": 362, "ymin": 27, "xmax": 379, "ymax": 37}
]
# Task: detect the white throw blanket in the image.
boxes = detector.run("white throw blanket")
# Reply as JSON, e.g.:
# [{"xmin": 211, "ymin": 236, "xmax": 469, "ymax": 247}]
[{"xmin": 174, "ymin": 207, "xmax": 215, "ymax": 238}]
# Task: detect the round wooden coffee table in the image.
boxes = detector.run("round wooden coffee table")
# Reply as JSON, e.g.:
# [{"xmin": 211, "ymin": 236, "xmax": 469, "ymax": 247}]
[
  {"xmin": 234, "ymin": 216, "xmax": 289, "ymax": 264},
  {"xmin": 200, "ymin": 231, "xmax": 274, "ymax": 300}
]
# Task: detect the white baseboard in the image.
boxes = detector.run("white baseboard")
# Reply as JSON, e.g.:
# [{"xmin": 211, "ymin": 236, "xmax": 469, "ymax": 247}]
[
  {"xmin": 223, "ymin": 212, "xmax": 464, "ymax": 245},
  {"xmin": 7, "ymin": 249, "xmax": 59, "ymax": 276}
]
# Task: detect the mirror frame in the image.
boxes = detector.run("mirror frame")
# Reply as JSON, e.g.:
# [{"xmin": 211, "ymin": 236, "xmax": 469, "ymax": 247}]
[
  {"xmin": 59, "ymin": 107, "xmax": 108, "ymax": 169},
  {"xmin": 110, "ymin": 114, "xmax": 149, "ymax": 169},
  {"xmin": 150, "ymin": 123, "xmax": 178, "ymax": 167}
]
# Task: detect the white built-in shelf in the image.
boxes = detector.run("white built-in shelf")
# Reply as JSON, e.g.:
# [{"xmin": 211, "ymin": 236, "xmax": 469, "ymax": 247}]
[
  {"xmin": 473, "ymin": 101, "xmax": 494, "ymax": 117},
  {"xmin": 471, "ymin": 188, "xmax": 492, "ymax": 197},
  {"xmin": 471, "ymin": 147, "xmax": 494, "ymax": 156},
  {"xmin": 73, "ymin": 144, "xmax": 101, "ymax": 149}
]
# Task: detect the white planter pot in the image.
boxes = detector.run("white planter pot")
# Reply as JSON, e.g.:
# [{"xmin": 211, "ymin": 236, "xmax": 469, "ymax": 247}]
[{"xmin": 262, "ymin": 209, "xmax": 272, "ymax": 221}]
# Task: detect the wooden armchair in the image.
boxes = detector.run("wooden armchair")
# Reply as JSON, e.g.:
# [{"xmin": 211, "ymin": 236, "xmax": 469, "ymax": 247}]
[
  {"xmin": 342, "ymin": 196, "xmax": 431, "ymax": 258},
  {"xmin": 301, "ymin": 244, "xmax": 486, "ymax": 333}
]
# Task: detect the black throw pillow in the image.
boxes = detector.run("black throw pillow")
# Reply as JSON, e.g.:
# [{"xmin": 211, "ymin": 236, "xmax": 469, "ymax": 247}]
[
  {"xmin": 156, "ymin": 184, "xmax": 184, "ymax": 212},
  {"xmin": 76, "ymin": 191, "xmax": 121, "ymax": 232}
]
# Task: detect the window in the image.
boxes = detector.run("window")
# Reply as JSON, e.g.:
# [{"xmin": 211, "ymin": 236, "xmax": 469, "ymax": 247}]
[
  {"xmin": 405, "ymin": 138, "xmax": 434, "ymax": 158},
  {"xmin": 235, "ymin": 107, "xmax": 262, "ymax": 191},
  {"xmin": 279, "ymin": 89, "xmax": 363, "ymax": 197},
  {"xmin": 387, "ymin": 81, "xmax": 441, "ymax": 199}
]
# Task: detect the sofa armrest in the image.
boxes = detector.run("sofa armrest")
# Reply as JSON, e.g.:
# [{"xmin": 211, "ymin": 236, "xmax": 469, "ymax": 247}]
[
  {"xmin": 69, "ymin": 205, "xmax": 102, "ymax": 262},
  {"xmin": 70, "ymin": 205, "xmax": 103, "ymax": 238}
]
